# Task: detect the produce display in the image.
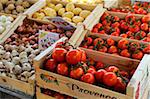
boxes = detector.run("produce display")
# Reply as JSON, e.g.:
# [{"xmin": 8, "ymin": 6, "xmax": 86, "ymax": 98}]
[
  {"xmin": 92, "ymin": 12, "xmax": 150, "ymax": 42},
  {"xmin": 0, "ymin": 0, "xmax": 38, "ymax": 15},
  {"xmin": 59, "ymin": 0, "xmax": 103, "ymax": 4},
  {"xmin": 80, "ymin": 36, "xmax": 150, "ymax": 60},
  {"xmin": 32, "ymin": 2, "xmax": 92, "ymax": 25},
  {"xmin": 0, "ymin": 15, "xmax": 14, "ymax": 34},
  {"xmin": 43, "ymin": 44, "xmax": 136, "ymax": 94},
  {"xmin": 41, "ymin": 88, "xmax": 76, "ymax": 99},
  {"xmin": 109, "ymin": 1, "xmax": 150, "ymax": 15},
  {"xmin": 0, "ymin": 18, "xmax": 74, "ymax": 82}
]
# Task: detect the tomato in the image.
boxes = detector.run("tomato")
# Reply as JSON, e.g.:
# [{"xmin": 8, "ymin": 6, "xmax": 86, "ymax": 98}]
[
  {"xmin": 93, "ymin": 38, "xmax": 104, "ymax": 46},
  {"xmin": 126, "ymin": 31, "xmax": 134, "ymax": 37},
  {"xmin": 125, "ymin": 14, "xmax": 136, "ymax": 23},
  {"xmin": 111, "ymin": 32, "xmax": 119, "ymax": 36},
  {"xmin": 55, "ymin": 42, "xmax": 64, "ymax": 48},
  {"xmin": 70, "ymin": 67, "xmax": 84, "ymax": 79},
  {"xmin": 120, "ymin": 49, "xmax": 131, "ymax": 58},
  {"xmin": 98, "ymin": 46, "xmax": 108, "ymax": 53},
  {"xmin": 120, "ymin": 22, "xmax": 129, "ymax": 30},
  {"xmin": 66, "ymin": 49, "xmax": 86, "ymax": 65},
  {"xmin": 101, "ymin": 12, "xmax": 110, "ymax": 21},
  {"xmin": 57, "ymin": 63, "xmax": 68, "ymax": 76},
  {"xmin": 52, "ymin": 48, "xmax": 67, "ymax": 62},
  {"xmin": 135, "ymin": 31, "xmax": 146, "ymax": 40},
  {"xmin": 142, "ymin": 15, "xmax": 150, "ymax": 23},
  {"xmin": 108, "ymin": 46, "xmax": 118, "ymax": 53},
  {"xmin": 142, "ymin": 44, "xmax": 150, "ymax": 53},
  {"xmin": 94, "ymin": 23, "xmax": 102, "ymax": 29},
  {"xmin": 87, "ymin": 67, "xmax": 96, "ymax": 74},
  {"xmin": 45, "ymin": 59, "xmax": 57, "ymax": 72},
  {"xmin": 106, "ymin": 66, "xmax": 119, "ymax": 73},
  {"xmin": 102, "ymin": 20, "xmax": 111, "ymax": 26},
  {"xmin": 130, "ymin": 42, "xmax": 140, "ymax": 51},
  {"xmin": 140, "ymin": 23, "xmax": 148, "ymax": 31},
  {"xmin": 103, "ymin": 72, "xmax": 117, "ymax": 87},
  {"xmin": 98, "ymin": 30, "xmax": 106, "ymax": 34},
  {"xmin": 114, "ymin": 77, "xmax": 126, "ymax": 93},
  {"xmin": 142, "ymin": 37, "xmax": 150, "ymax": 42},
  {"xmin": 88, "ymin": 46, "xmax": 94, "ymax": 50},
  {"xmin": 95, "ymin": 69, "xmax": 106, "ymax": 83},
  {"xmin": 134, "ymin": 20, "xmax": 141, "ymax": 26},
  {"xmin": 113, "ymin": 16, "xmax": 120, "ymax": 22},
  {"xmin": 104, "ymin": 25, "xmax": 111, "ymax": 33},
  {"xmin": 120, "ymin": 71, "xmax": 129, "ymax": 78},
  {"xmin": 132, "ymin": 50, "xmax": 143, "ymax": 60},
  {"xmin": 120, "ymin": 34, "xmax": 128, "ymax": 38},
  {"xmin": 107, "ymin": 38, "xmax": 115, "ymax": 46},
  {"xmin": 110, "ymin": 27, "xmax": 120, "ymax": 34},
  {"xmin": 147, "ymin": 33, "xmax": 150, "ymax": 38},
  {"xmin": 118, "ymin": 39, "xmax": 129, "ymax": 49},
  {"xmin": 82, "ymin": 45, "xmax": 88, "ymax": 48},
  {"xmin": 92, "ymin": 28, "xmax": 98, "ymax": 33},
  {"xmin": 96, "ymin": 61, "xmax": 105, "ymax": 70},
  {"xmin": 81, "ymin": 73, "xmax": 95, "ymax": 84},
  {"xmin": 128, "ymin": 25, "xmax": 140, "ymax": 33},
  {"xmin": 133, "ymin": 4, "xmax": 139, "ymax": 9},
  {"xmin": 85, "ymin": 37, "xmax": 93, "ymax": 45},
  {"xmin": 112, "ymin": 22, "xmax": 120, "ymax": 28}
]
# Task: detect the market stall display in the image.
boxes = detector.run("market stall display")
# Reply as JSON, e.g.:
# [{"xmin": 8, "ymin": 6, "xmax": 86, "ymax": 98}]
[{"xmin": 34, "ymin": 38, "xmax": 150, "ymax": 99}]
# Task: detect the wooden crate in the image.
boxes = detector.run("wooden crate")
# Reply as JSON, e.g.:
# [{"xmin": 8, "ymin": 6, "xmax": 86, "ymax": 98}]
[
  {"xmin": 34, "ymin": 38, "xmax": 150, "ymax": 99},
  {"xmin": 0, "ymin": 75, "xmax": 35, "ymax": 96}
]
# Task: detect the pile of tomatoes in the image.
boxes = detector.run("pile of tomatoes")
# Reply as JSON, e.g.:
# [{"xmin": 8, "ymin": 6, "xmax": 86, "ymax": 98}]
[
  {"xmin": 44, "ymin": 43, "xmax": 134, "ymax": 93},
  {"xmin": 109, "ymin": 2, "xmax": 150, "ymax": 15},
  {"xmin": 42, "ymin": 88, "xmax": 75, "ymax": 99},
  {"xmin": 92, "ymin": 13, "xmax": 150, "ymax": 42},
  {"xmin": 80, "ymin": 37, "xmax": 150, "ymax": 60}
]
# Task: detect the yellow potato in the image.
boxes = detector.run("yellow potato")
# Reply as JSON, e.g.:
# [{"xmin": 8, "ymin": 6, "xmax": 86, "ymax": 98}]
[
  {"xmin": 63, "ymin": 17, "xmax": 71, "ymax": 22},
  {"xmin": 33, "ymin": 12, "xmax": 45, "ymax": 19},
  {"xmin": 62, "ymin": 11, "xmax": 74, "ymax": 19},
  {"xmin": 54, "ymin": 4, "xmax": 63, "ymax": 11},
  {"xmin": 79, "ymin": 10, "xmax": 91, "ymax": 18},
  {"xmin": 66, "ymin": 2, "xmax": 75, "ymax": 12},
  {"xmin": 43, "ymin": 7, "xmax": 56, "ymax": 17},
  {"xmin": 58, "ymin": 8, "xmax": 65, "ymax": 16},
  {"xmin": 47, "ymin": 3, "xmax": 55, "ymax": 9},
  {"xmin": 72, "ymin": 16, "xmax": 84, "ymax": 24},
  {"xmin": 73, "ymin": 7, "xmax": 82, "ymax": 15}
]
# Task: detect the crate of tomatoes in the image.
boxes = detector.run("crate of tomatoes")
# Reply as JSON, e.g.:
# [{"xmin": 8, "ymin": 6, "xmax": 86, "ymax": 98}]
[{"xmin": 33, "ymin": 35, "xmax": 150, "ymax": 99}]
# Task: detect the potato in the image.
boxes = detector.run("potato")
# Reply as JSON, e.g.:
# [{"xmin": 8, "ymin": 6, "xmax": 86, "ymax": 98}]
[
  {"xmin": 16, "ymin": 5, "xmax": 24, "ymax": 13},
  {"xmin": 36, "ymin": 13, "xmax": 45, "ymax": 19},
  {"xmin": 43, "ymin": 7, "xmax": 56, "ymax": 17},
  {"xmin": 0, "ymin": 0, "xmax": 8, "ymax": 4},
  {"xmin": 6, "ymin": 0, "xmax": 15, "ymax": 5},
  {"xmin": 73, "ymin": 7, "xmax": 82, "ymax": 15},
  {"xmin": 22, "ymin": 1, "xmax": 30, "ymax": 8},
  {"xmin": 0, "ymin": 3, "xmax": 3, "ymax": 11},
  {"xmin": 63, "ymin": 17, "xmax": 71, "ymax": 22},
  {"xmin": 79, "ymin": 10, "xmax": 91, "ymax": 18},
  {"xmin": 58, "ymin": 8, "xmax": 65, "ymax": 16},
  {"xmin": 5, "ymin": 8, "xmax": 12, "ymax": 14},
  {"xmin": 66, "ymin": 2, "xmax": 75, "ymax": 12},
  {"xmin": 72, "ymin": 16, "xmax": 84, "ymax": 24},
  {"xmin": 47, "ymin": 3, "xmax": 55, "ymax": 9},
  {"xmin": 54, "ymin": 4, "xmax": 63, "ymax": 11},
  {"xmin": 62, "ymin": 12, "xmax": 74, "ymax": 19},
  {"xmin": 15, "ymin": 0, "xmax": 23, "ymax": 6},
  {"xmin": 7, "ymin": 4, "xmax": 15, "ymax": 10},
  {"xmin": 12, "ymin": 10, "xmax": 18, "ymax": 15}
]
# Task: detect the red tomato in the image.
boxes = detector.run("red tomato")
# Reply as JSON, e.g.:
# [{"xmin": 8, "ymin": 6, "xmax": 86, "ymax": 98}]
[
  {"xmin": 126, "ymin": 31, "xmax": 134, "ymax": 37},
  {"xmin": 106, "ymin": 66, "xmax": 119, "ymax": 73},
  {"xmin": 113, "ymin": 16, "xmax": 120, "ymax": 22},
  {"xmin": 95, "ymin": 69, "xmax": 107, "ymax": 83},
  {"xmin": 114, "ymin": 77, "xmax": 126, "ymax": 93},
  {"xmin": 93, "ymin": 38, "xmax": 104, "ymax": 46},
  {"xmin": 45, "ymin": 59, "xmax": 57, "ymax": 72},
  {"xmin": 141, "ymin": 23, "xmax": 148, "ymax": 31},
  {"xmin": 142, "ymin": 37, "xmax": 150, "ymax": 42},
  {"xmin": 125, "ymin": 14, "xmax": 136, "ymax": 23},
  {"xmin": 142, "ymin": 15, "xmax": 150, "ymax": 23},
  {"xmin": 135, "ymin": 31, "xmax": 146, "ymax": 40},
  {"xmin": 120, "ymin": 49, "xmax": 131, "ymax": 58},
  {"xmin": 85, "ymin": 37, "xmax": 93, "ymax": 45},
  {"xmin": 88, "ymin": 46, "xmax": 94, "ymax": 50},
  {"xmin": 120, "ymin": 71, "xmax": 129, "ymax": 78},
  {"xmin": 57, "ymin": 63, "xmax": 68, "ymax": 76},
  {"xmin": 96, "ymin": 61, "xmax": 105, "ymax": 70},
  {"xmin": 92, "ymin": 28, "xmax": 98, "ymax": 33},
  {"xmin": 102, "ymin": 20, "xmax": 111, "ymax": 26},
  {"xmin": 120, "ymin": 34, "xmax": 128, "ymax": 38},
  {"xmin": 112, "ymin": 22, "xmax": 120, "ymax": 28},
  {"xmin": 103, "ymin": 72, "xmax": 117, "ymax": 87},
  {"xmin": 132, "ymin": 50, "xmax": 143, "ymax": 60},
  {"xmin": 118, "ymin": 39, "xmax": 129, "ymax": 49},
  {"xmin": 128, "ymin": 25, "xmax": 140, "ymax": 33},
  {"xmin": 111, "ymin": 32, "xmax": 119, "ymax": 36},
  {"xmin": 87, "ymin": 67, "xmax": 96, "ymax": 74},
  {"xmin": 107, "ymin": 38, "xmax": 115, "ymax": 46},
  {"xmin": 52, "ymin": 48, "xmax": 67, "ymax": 62},
  {"xmin": 130, "ymin": 42, "xmax": 140, "ymax": 51},
  {"xmin": 70, "ymin": 67, "xmax": 84, "ymax": 79},
  {"xmin": 94, "ymin": 23, "xmax": 102, "ymax": 28},
  {"xmin": 134, "ymin": 20, "xmax": 141, "ymax": 26},
  {"xmin": 108, "ymin": 46, "xmax": 118, "ymax": 53},
  {"xmin": 98, "ymin": 46, "xmax": 108, "ymax": 53},
  {"xmin": 55, "ymin": 42, "xmax": 64, "ymax": 48},
  {"xmin": 81, "ymin": 73, "xmax": 95, "ymax": 84},
  {"xmin": 142, "ymin": 44, "xmax": 150, "ymax": 53},
  {"xmin": 101, "ymin": 12, "xmax": 110, "ymax": 21},
  {"xmin": 120, "ymin": 22, "xmax": 129, "ymax": 30}
]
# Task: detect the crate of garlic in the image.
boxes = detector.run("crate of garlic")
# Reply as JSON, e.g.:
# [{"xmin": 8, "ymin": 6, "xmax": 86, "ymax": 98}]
[
  {"xmin": 0, "ymin": 0, "xmax": 38, "ymax": 15},
  {"xmin": 31, "ymin": 0, "xmax": 103, "ymax": 26}
]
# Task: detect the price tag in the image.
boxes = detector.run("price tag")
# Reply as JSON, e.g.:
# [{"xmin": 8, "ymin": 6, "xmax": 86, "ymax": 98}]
[{"xmin": 38, "ymin": 30, "xmax": 60, "ymax": 49}]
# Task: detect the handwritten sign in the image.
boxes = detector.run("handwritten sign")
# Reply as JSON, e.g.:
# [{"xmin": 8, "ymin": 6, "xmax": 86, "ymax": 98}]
[{"xmin": 38, "ymin": 30, "xmax": 59, "ymax": 49}]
